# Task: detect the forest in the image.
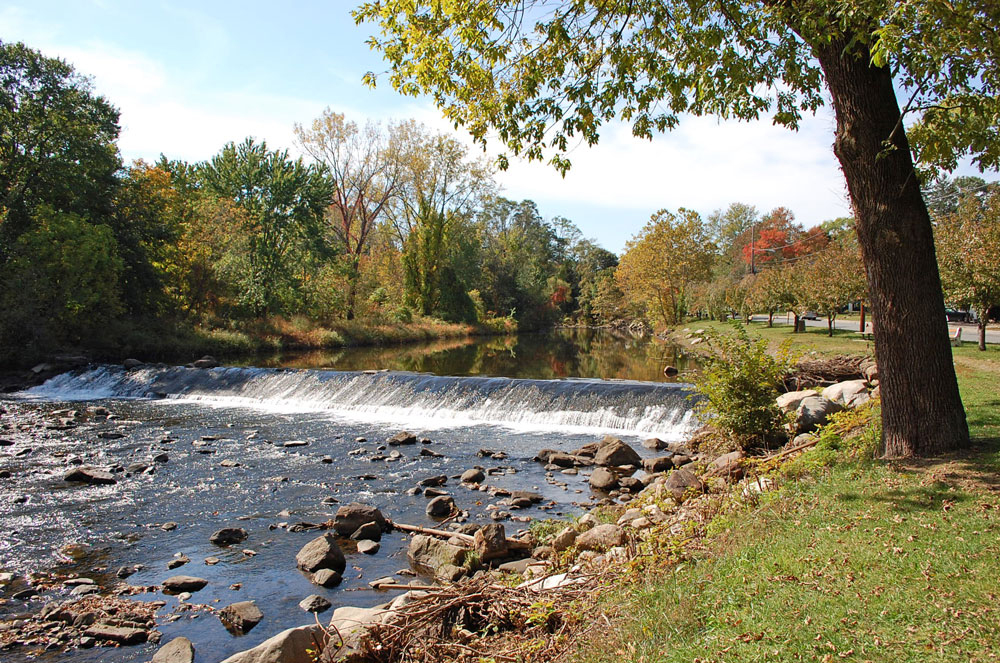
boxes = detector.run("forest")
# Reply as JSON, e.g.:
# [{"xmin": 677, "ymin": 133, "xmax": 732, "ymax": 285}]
[{"xmin": 2, "ymin": 39, "xmax": 997, "ymax": 365}]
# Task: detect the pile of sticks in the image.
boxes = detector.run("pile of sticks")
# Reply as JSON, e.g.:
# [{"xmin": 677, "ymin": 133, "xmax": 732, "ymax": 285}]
[{"xmin": 784, "ymin": 355, "xmax": 866, "ymax": 390}]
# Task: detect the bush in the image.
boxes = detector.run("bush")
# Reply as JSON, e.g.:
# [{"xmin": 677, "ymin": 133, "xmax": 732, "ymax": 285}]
[{"xmin": 693, "ymin": 322, "xmax": 795, "ymax": 449}]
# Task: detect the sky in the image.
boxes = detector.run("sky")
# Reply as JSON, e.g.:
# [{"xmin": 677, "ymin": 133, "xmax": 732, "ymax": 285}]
[{"xmin": 1, "ymin": 1, "xmax": 992, "ymax": 253}]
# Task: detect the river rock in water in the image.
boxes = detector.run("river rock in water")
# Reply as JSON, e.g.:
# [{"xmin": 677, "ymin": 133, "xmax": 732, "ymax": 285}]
[
  {"xmin": 426, "ymin": 495, "xmax": 456, "ymax": 517},
  {"xmin": 210, "ymin": 527, "xmax": 249, "ymax": 546},
  {"xmin": 296, "ymin": 533, "xmax": 346, "ymax": 574},
  {"xmin": 220, "ymin": 600, "xmax": 263, "ymax": 635},
  {"xmin": 152, "ymin": 636, "xmax": 195, "ymax": 663},
  {"xmin": 64, "ymin": 467, "xmax": 116, "ymax": 485},
  {"xmin": 162, "ymin": 576, "xmax": 208, "ymax": 594},
  {"xmin": 334, "ymin": 503, "xmax": 388, "ymax": 536}
]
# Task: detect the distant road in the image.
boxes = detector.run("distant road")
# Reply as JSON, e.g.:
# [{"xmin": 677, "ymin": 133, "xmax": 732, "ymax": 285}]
[{"xmin": 747, "ymin": 315, "xmax": 999, "ymax": 345}]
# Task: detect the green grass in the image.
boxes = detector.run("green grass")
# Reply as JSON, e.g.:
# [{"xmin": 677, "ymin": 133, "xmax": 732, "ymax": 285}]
[
  {"xmin": 572, "ymin": 340, "xmax": 1000, "ymax": 663},
  {"xmin": 581, "ymin": 458, "xmax": 1000, "ymax": 663},
  {"xmin": 680, "ymin": 319, "xmax": 875, "ymax": 357}
]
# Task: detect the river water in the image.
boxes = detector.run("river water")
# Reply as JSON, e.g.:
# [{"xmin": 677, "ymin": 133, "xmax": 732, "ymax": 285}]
[{"xmin": 0, "ymin": 329, "xmax": 699, "ymax": 662}]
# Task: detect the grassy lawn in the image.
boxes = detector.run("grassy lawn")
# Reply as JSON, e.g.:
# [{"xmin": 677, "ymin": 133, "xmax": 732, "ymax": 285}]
[
  {"xmin": 574, "ymin": 324, "xmax": 1000, "ymax": 663},
  {"xmin": 679, "ymin": 319, "xmax": 876, "ymax": 357}
]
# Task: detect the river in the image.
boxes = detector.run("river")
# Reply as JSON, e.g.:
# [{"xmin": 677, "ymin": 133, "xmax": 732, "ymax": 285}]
[{"xmin": 0, "ymin": 329, "xmax": 699, "ymax": 662}]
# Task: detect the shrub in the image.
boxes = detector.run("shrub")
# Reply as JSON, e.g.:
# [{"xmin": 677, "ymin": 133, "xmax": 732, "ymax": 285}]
[{"xmin": 692, "ymin": 321, "xmax": 795, "ymax": 449}]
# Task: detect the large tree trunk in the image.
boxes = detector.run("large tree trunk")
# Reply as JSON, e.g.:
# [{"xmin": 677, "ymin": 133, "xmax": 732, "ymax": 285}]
[{"xmin": 814, "ymin": 39, "xmax": 969, "ymax": 457}]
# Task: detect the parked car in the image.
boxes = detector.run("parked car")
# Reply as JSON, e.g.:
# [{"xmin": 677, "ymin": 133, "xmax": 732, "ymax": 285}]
[
  {"xmin": 801, "ymin": 311, "xmax": 820, "ymax": 320},
  {"xmin": 945, "ymin": 308, "xmax": 970, "ymax": 322}
]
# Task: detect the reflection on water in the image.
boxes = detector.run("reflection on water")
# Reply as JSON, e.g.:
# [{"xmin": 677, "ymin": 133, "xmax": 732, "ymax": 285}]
[{"xmin": 244, "ymin": 328, "xmax": 698, "ymax": 382}]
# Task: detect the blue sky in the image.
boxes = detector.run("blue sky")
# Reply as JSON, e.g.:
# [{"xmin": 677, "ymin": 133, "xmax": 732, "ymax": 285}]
[{"xmin": 2, "ymin": 1, "xmax": 991, "ymax": 252}]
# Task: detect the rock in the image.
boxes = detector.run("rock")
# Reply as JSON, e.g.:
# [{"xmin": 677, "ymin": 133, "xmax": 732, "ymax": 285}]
[
  {"xmin": 473, "ymin": 523, "xmax": 507, "ymax": 562},
  {"xmin": 533, "ymin": 449, "xmax": 560, "ymax": 463},
  {"xmin": 642, "ymin": 456, "xmax": 674, "ymax": 473},
  {"xmin": 357, "ymin": 539, "xmax": 381, "ymax": 555},
  {"xmin": 152, "ymin": 452, "xmax": 169, "ymax": 463},
  {"xmin": 664, "ymin": 469, "xmax": 705, "ymax": 502},
  {"xmin": 570, "ymin": 441, "xmax": 602, "ymax": 458},
  {"xmin": 576, "ymin": 524, "xmax": 625, "ymax": 552},
  {"xmin": 221, "ymin": 459, "xmax": 240, "ymax": 467},
  {"xmin": 334, "ymin": 503, "xmax": 389, "ymax": 536},
  {"xmin": 418, "ymin": 474, "xmax": 448, "ymax": 487},
  {"xmin": 423, "ymin": 487, "xmax": 448, "ymax": 497},
  {"xmin": 328, "ymin": 605, "xmax": 395, "ymax": 660},
  {"xmin": 299, "ymin": 594, "xmax": 332, "ymax": 613},
  {"xmin": 821, "ymin": 379, "xmax": 870, "ymax": 408},
  {"xmin": 792, "ymin": 433, "xmax": 816, "ymax": 446},
  {"xmin": 707, "ymin": 450, "xmax": 745, "ymax": 479},
  {"xmin": 589, "ymin": 467, "xmax": 619, "ymax": 491},
  {"xmin": 419, "ymin": 448, "xmax": 443, "ymax": 458},
  {"xmin": 795, "ymin": 396, "xmax": 844, "ymax": 433},
  {"xmin": 619, "ymin": 476, "xmax": 643, "ymax": 493},
  {"xmin": 64, "ymin": 467, "xmax": 116, "ymax": 485},
  {"xmin": 211, "ymin": 527, "xmax": 249, "ymax": 546},
  {"xmin": 551, "ymin": 526, "xmax": 577, "ymax": 552},
  {"xmin": 312, "ymin": 569, "xmax": 342, "ymax": 587},
  {"xmin": 283, "ymin": 440, "xmax": 309, "ymax": 448},
  {"xmin": 461, "ymin": 468, "xmax": 486, "ymax": 483},
  {"xmin": 547, "ymin": 452, "xmax": 578, "ymax": 468},
  {"xmin": 152, "ymin": 636, "xmax": 195, "ymax": 663},
  {"xmin": 192, "ymin": 356, "xmax": 219, "ymax": 369},
  {"xmin": 776, "ymin": 389, "xmax": 816, "ymax": 413},
  {"xmin": 116, "ymin": 565, "xmax": 137, "ymax": 578},
  {"xmin": 594, "ymin": 437, "xmax": 642, "ymax": 467},
  {"xmin": 220, "ymin": 600, "xmax": 263, "ymax": 635},
  {"xmin": 577, "ymin": 513, "xmax": 599, "ymax": 530},
  {"xmin": 84, "ymin": 624, "xmax": 149, "ymax": 645},
  {"xmin": 98, "ymin": 431, "xmax": 125, "ymax": 439},
  {"xmin": 123, "ymin": 358, "xmax": 144, "ymax": 369},
  {"xmin": 219, "ymin": 624, "xmax": 323, "ymax": 663},
  {"xmin": 71, "ymin": 584, "xmax": 101, "ymax": 596},
  {"xmin": 511, "ymin": 490, "xmax": 544, "ymax": 503},
  {"xmin": 388, "ymin": 431, "xmax": 418, "ymax": 446},
  {"xmin": 642, "ymin": 437, "xmax": 667, "ymax": 450},
  {"xmin": 161, "ymin": 522, "xmax": 178, "ymax": 531},
  {"xmin": 407, "ymin": 534, "xmax": 466, "ymax": 575},
  {"xmin": 350, "ymin": 521, "xmax": 382, "ymax": 542},
  {"xmin": 162, "ymin": 576, "xmax": 208, "ymax": 593},
  {"xmin": 671, "ymin": 454, "xmax": 691, "ymax": 467},
  {"xmin": 167, "ymin": 554, "xmax": 190, "ymax": 569},
  {"xmin": 426, "ymin": 495, "xmax": 457, "ymax": 517},
  {"xmin": 863, "ymin": 362, "xmax": 879, "ymax": 383},
  {"xmin": 296, "ymin": 533, "xmax": 346, "ymax": 575},
  {"xmin": 497, "ymin": 558, "xmax": 540, "ymax": 574}
]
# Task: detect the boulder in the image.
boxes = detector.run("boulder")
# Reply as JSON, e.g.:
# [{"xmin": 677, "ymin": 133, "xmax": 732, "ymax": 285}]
[
  {"xmin": 299, "ymin": 595, "xmax": 331, "ymax": 613},
  {"xmin": 575, "ymin": 524, "xmax": 625, "ymax": 552},
  {"xmin": 664, "ymin": 469, "xmax": 704, "ymax": 502},
  {"xmin": 593, "ymin": 437, "xmax": 641, "ymax": 467},
  {"xmin": 473, "ymin": 523, "xmax": 507, "ymax": 562},
  {"xmin": 83, "ymin": 624, "xmax": 148, "ymax": 645},
  {"xmin": 641, "ymin": 437, "xmax": 667, "ymax": 450},
  {"xmin": 162, "ymin": 576, "xmax": 208, "ymax": 594},
  {"xmin": 220, "ymin": 601, "xmax": 264, "ymax": 636},
  {"xmin": 588, "ymin": 467, "xmax": 619, "ymax": 491},
  {"xmin": 863, "ymin": 362, "xmax": 879, "ymax": 383},
  {"xmin": 547, "ymin": 453, "xmax": 578, "ymax": 468},
  {"xmin": 312, "ymin": 569, "xmax": 342, "ymax": 587},
  {"xmin": 795, "ymin": 396, "xmax": 844, "ymax": 433},
  {"xmin": 821, "ymin": 380, "xmax": 870, "ymax": 408},
  {"xmin": 461, "ymin": 468, "xmax": 486, "ymax": 483},
  {"xmin": 357, "ymin": 540, "xmax": 380, "ymax": 555},
  {"xmin": 123, "ymin": 358, "xmax": 144, "ymax": 370},
  {"xmin": 707, "ymin": 450, "xmax": 745, "ymax": 479},
  {"xmin": 388, "ymin": 431, "xmax": 417, "ymax": 446},
  {"xmin": 350, "ymin": 521, "xmax": 382, "ymax": 542},
  {"xmin": 192, "ymin": 356, "xmax": 219, "ymax": 369},
  {"xmin": 619, "ymin": 476, "xmax": 643, "ymax": 493},
  {"xmin": 152, "ymin": 636, "xmax": 195, "ymax": 663},
  {"xmin": 407, "ymin": 534, "xmax": 466, "ymax": 576},
  {"xmin": 219, "ymin": 624, "xmax": 323, "ymax": 663},
  {"xmin": 295, "ymin": 533, "xmax": 346, "ymax": 575},
  {"xmin": 418, "ymin": 475, "xmax": 448, "ymax": 487},
  {"xmin": 334, "ymin": 504, "xmax": 388, "ymax": 536},
  {"xmin": 642, "ymin": 456, "xmax": 674, "ymax": 473},
  {"xmin": 211, "ymin": 527, "xmax": 249, "ymax": 546},
  {"xmin": 570, "ymin": 441, "xmax": 601, "ymax": 458},
  {"xmin": 551, "ymin": 526, "xmax": 577, "ymax": 552},
  {"xmin": 64, "ymin": 467, "xmax": 116, "ymax": 485},
  {"xmin": 426, "ymin": 495, "xmax": 457, "ymax": 518},
  {"xmin": 510, "ymin": 490, "xmax": 544, "ymax": 503},
  {"xmin": 328, "ymin": 605, "xmax": 394, "ymax": 661},
  {"xmin": 776, "ymin": 390, "xmax": 816, "ymax": 413}
]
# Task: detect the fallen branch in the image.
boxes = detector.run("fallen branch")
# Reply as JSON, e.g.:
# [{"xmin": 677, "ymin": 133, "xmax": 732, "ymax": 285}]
[
  {"xmin": 764, "ymin": 437, "xmax": 820, "ymax": 462},
  {"xmin": 369, "ymin": 582, "xmax": 445, "ymax": 591},
  {"xmin": 390, "ymin": 521, "xmax": 532, "ymax": 551}
]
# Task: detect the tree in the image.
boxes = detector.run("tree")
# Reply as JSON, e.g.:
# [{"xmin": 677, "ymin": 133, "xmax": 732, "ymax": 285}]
[
  {"xmin": 295, "ymin": 109, "xmax": 403, "ymax": 319},
  {"xmin": 0, "ymin": 41, "xmax": 121, "ymax": 260},
  {"xmin": 615, "ymin": 208, "xmax": 714, "ymax": 327},
  {"xmin": 800, "ymin": 235, "xmax": 867, "ymax": 336},
  {"xmin": 200, "ymin": 138, "xmax": 332, "ymax": 316},
  {"xmin": 354, "ymin": 0, "xmax": 995, "ymax": 456},
  {"xmin": 935, "ymin": 189, "xmax": 1000, "ymax": 351}
]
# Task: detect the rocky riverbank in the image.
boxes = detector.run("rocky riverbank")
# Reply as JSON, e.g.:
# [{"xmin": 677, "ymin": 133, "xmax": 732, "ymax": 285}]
[{"xmin": 0, "ymin": 362, "xmax": 878, "ymax": 663}]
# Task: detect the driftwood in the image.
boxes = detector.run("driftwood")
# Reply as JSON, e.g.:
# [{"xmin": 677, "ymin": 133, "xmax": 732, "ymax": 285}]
[
  {"xmin": 391, "ymin": 521, "xmax": 532, "ymax": 552},
  {"xmin": 785, "ymin": 354, "xmax": 867, "ymax": 390},
  {"xmin": 369, "ymin": 582, "xmax": 444, "ymax": 591}
]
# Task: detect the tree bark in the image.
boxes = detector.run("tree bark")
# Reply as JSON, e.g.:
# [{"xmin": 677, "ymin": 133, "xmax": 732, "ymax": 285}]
[
  {"xmin": 979, "ymin": 320, "xmax": 987, "ymax": 352},
  {"xmin": 814, "ymin": 39, "xmax": 969, "ymax": 457}
]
